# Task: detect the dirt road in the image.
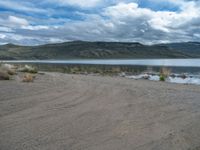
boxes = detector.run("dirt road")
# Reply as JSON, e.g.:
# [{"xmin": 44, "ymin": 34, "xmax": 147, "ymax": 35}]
[{"xmin": 1, "ymin": 73, "xmax": 200, "ymax": 150}]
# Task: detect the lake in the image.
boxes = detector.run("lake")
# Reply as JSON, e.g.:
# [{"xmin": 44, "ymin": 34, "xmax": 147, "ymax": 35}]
[{"xmin": 1, "ymin": 59, "xmax": 200, "ymax": 67}]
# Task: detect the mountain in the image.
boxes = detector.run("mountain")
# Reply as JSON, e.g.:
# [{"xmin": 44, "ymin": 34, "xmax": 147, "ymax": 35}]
[
  {"xmin": 160, "ymin": 42, "xmax": 200, "ymax": 56},
  {"xmin": 0, "ymin": 41, "xmax": 200, "ymax": 60}
]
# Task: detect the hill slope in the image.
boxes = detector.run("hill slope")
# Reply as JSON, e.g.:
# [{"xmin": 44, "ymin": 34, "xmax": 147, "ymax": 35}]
[{"xmin": 0, "ymin": 41, "xmax": 200, "ymax": 60}]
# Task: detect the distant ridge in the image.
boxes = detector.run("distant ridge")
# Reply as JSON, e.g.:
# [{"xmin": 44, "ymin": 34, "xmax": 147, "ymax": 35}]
[{"xmin": 0, "ymin": 41, "xmax": 200, "ymax": 60}]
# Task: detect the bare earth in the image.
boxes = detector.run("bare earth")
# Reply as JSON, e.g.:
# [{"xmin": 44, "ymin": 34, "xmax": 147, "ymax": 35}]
[{"xmin": 1, "ymin": 73, "xmax": 200, "ymax": 150}]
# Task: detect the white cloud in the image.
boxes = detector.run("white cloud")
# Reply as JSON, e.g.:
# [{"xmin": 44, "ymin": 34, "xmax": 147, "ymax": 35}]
[
  {"xmin": 8, "ymin": 16, "xmax": 29, "ymax": 26},
  {"xmin": 0, "ymin": 26, "xmax": 13, "ymax": 32},
  {"xmin": 22, "ymin": 25, "xmax": 49, "ymax": 30},
  {"xmin": 104, "ymin": 3, "xmax": 151, "ymax": 19},
  {"xmin": 0, "ymin": 33, "xmax": 6, "ymax": 39},
  {"xmin": 103, "ymin": 2, "xmax": 200, "ymax": 34},
  {"xmin": 47, "ymin": 0, "xmax": 101, "ymax": 7}
]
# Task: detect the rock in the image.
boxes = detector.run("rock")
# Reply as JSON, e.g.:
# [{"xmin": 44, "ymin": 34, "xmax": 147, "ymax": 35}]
[
  {"xmin": 179, "ymin": 74, "xmax": 187, "ymax": 79},
  {"xmin": 142, "ymin": 74, "xmax": 150, "ymax": 80},
  {"xmin": 170, "ymin": 74, "xmax": 176, "ymax": 78}
]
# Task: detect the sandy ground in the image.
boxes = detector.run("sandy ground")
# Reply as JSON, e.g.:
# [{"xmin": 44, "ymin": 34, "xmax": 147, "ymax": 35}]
[{"xmin": 1, "ymin": 72, "xmax": 200, "ymax": 150}]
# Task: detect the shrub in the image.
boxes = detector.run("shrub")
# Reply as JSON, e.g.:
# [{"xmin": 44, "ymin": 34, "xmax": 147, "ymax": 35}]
[
  {"xmin": 0, "ymin": 70, "xmax": 10, "ymax": 80},
  {"xmin": 1, "ymin": 64, "xmax": 16, "ymax": 75},
  {"xmin": 2, "ymin": 64, "xmax": 15, "ymax": 69},
  {"xmin": 7, "ymin": 69, "xmax": 16, "ymax": 75},
  {"xmin": 70, "ymin": 67, "xmax": 80, "ymax": 74},
  {"xmin": 160, "ymin": 67, "xmax": 171, "ymax": 82},
  {"xmin": 159, "ymin": 75, "xmax": 165, "ymax": 81},
  {"xmin": 18, "ymin": 65, "xmax": 38, "ymax": 74},
  {"xmin": 160, "ymin": 67, "xmax": 171, "ymax": 78},
  {"xmin": 22, "ymin": 74, "xmax": 34, "ymax": 82}
]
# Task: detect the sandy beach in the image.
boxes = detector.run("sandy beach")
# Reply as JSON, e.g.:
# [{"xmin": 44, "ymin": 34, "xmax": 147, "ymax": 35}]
[{"xmin": 1, "ymin": 72, "xmax": 200, "ymax": 150}]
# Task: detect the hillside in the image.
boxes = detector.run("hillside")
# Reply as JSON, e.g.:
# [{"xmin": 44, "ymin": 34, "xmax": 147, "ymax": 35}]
[{"xmin": 0, "ymin": 41, "xmax": 200, "ymax": 60}]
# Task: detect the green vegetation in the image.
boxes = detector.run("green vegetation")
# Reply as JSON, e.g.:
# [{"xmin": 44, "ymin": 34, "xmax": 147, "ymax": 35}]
[
  {"xmin": 159, "ymin": 75, "xmax": 165, "ymax": 81},
  {"xmin": 0, "ymin": 41, "xmax": 200, "ymax": 60}
]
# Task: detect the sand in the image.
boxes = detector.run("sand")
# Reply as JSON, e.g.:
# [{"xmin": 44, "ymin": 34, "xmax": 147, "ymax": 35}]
[{"xmin": 0, "ymin": 72, "xmax": 200, "ymax": 150}]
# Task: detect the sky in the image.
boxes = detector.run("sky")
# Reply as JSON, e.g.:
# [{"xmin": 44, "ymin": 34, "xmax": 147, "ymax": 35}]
[{"xmin": 0, "ymin": 0, "xmax": 200, "ymax": 45}]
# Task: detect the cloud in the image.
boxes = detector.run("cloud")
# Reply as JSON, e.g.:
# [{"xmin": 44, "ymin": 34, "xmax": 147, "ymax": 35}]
[
  {"xmin": 0, "ymin": 26, "xmax": 13, "ymax": 32},
  {"xmin": 47, "ymin": 0, "xmax": 102, "ymax": 7},
  {"xmin": 104, "ymin": 2, "xmax": 200, "ymax": 31},
  {"xmin": 0, "ymin": 0, "xmax": 200, "ymax": 45},
  {"xmin": 0, "ymin": 15, "xmax": 29, "ymax": 31},
  {"xmin": 0, "ymin": 33, "xmax": 6, "ymax": 39},
  {"xmin": 8, "ymin": 16, "xmax": 29, "ymax": 26},
  {"xmin": 22, "ymin": 25, "xmax": 49, "ymax": 31}
]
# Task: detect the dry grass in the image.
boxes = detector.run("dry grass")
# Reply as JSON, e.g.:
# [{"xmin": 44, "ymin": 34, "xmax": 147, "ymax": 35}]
[
  {"xmin": 0, "ymin": 64, "xmax": 16, "ymax": 75},
  {"xmin": 160, "ymin": 67, "xmax": 171, "ymax": 77},
  {"xmin": 159, "ymin": 67, "xmax": 171, "ymax": 81},
  {"xmin": 0, "ymin": 64, "xmax": 16, "ymax": 80},
  {"xmin": 18, "ymin": 65, "xmax": 38, "ymax": 74},
  {"xmin": 111, "ymin": 67, "xmax": 121, "ymax": 73},
  {"xmin": 22, "ymin": 74, "xmax": 35, "ymax": 82}
]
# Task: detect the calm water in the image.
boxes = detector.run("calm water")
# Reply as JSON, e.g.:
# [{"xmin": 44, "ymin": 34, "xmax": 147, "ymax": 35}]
[{"xmin": 2, "ymin": 59, "xmax": 200, "ymax": 67}]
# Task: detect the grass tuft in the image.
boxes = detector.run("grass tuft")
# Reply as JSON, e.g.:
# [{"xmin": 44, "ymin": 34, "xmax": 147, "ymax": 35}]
[{"xmin": 160, "ymin": 67, "xmax": 171, "ymax": 81}]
